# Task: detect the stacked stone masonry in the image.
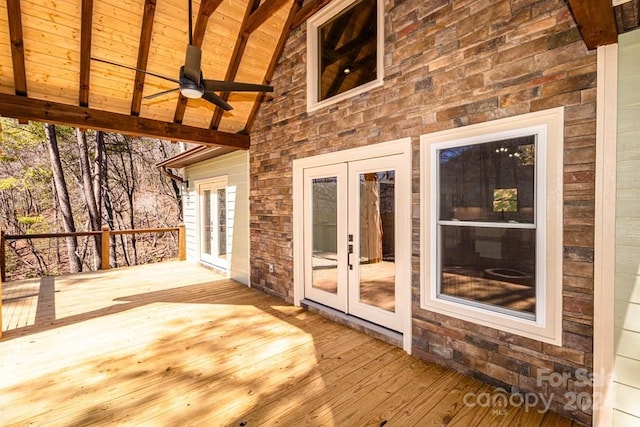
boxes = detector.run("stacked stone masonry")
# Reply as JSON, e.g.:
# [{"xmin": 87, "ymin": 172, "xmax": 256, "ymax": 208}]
[{"xmin": 250, "ymin": 0, "xmax": 596, "ymax": 424}]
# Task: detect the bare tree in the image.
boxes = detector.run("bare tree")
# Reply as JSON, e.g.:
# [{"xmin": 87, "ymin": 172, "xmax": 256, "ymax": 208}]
[
  {"xmin": 93, "ymin": 131, "xmax": 104, "ymax": 222},
  {"xmin": 45, "ymin": 123, "xmax": 81, "ymax": 273},
  {"xmin": 76, "ymin": 128, "xmax": 102, "ymax": 269}
]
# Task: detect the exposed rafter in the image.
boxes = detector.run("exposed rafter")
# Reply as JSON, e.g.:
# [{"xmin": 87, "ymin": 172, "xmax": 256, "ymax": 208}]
[
  {"xmin": 131, "ymin": 0, "xmax": 157, "ymax": 116},
  {"xmin": 0, "ymin": 94, "xmax": 249, "ymax": 149},
  {"xmin": 210, "ymin": 0, "xmax": 292, "ymax": 129},
  {"xmin": 6, "ymin": 0, "xmax": 27, "ymax": 96},
  {"xmin": 291, "ymin": 0, "xmax": 331, "ymax": 28},
  {"xmin": 567, "ymin": 0, "xmax": 618, "ymax": 49},
  {"xmin": 209, "ymin": 0, "xmax": 261, "ymax": 130},
  {"xmin": 245, "ymin": 1, "xmax": 301, "ymax": 133},
  {"xmin": 172, "ymin": 0, "xmax": 224, "ymax": 125},
  {"xmin": 79, "ymin": 0, "xmax": 94, "ymax": 107},
  {"xmin": 244, "ymin": 0, "xmax": 292, "ymax": 34}
]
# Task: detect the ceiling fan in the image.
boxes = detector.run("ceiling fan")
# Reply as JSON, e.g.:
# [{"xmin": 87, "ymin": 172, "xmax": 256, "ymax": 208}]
[{"xmin": 91, "ymin": 0, "xmax": 273, "ymax": 111}]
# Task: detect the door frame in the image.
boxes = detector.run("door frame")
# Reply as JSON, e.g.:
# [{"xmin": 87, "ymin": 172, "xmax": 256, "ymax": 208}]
[
  {"xmin": 293, "ymin": 138, "xmax": 412, "ymax": 353},
  {"xmin": 195, "ymin": 176, "xmax": 229, "ymax": 271}
]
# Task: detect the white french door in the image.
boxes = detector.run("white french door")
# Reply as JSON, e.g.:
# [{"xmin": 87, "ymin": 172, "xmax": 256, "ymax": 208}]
[
  {"xmin": 303, "ymin": 154, "xmax": 406, "ymax": 332},
  {"xmin": 198, "ymin": 180, "xmax": 228, "ymax": 269}
]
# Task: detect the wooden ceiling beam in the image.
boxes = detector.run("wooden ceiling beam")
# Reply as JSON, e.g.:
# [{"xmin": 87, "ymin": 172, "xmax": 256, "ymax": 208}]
[
  {"xmin": 209, "ymin": 0, "xmax": 261, "ymax": 129},
  {"xmin": 6, "ymin": 0, "xmax": 27, "ymax": 96},
  {"xmin": 567, "ymin": 0, "xmax": 618, "ymax": 49},
  {"xmin": 244, "ymin": 0, "xmax": 292, "ymax": 35},
  {"xmin": 291, "ymin": 0, "xmax": 331, "ymax": 28},
  {"xmin": 245, "ymin": 2, "xmax": 301, "ymax": 133},
  {"xmin": 173, "ymin": 0, "xmax": 224, "ymax": 124},
  {"xmin": 0, "ymin": 94, "xmax": 249, "ymax": 149},
  {"xmin": 79, "ymin": 0, "xmax": 93, "ymax": 107},
  {"xmin": 131, "ymin": 0, "xmax": 157, "ymax": 116}
]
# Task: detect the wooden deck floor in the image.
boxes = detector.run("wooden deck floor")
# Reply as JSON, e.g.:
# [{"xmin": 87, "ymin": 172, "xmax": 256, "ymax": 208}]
[{"xmin": 0, "ymin": 261, "xmax": 577, "ymax": 426}]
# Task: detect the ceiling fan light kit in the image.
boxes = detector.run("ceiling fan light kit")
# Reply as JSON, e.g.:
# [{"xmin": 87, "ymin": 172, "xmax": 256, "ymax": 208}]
[{"xmin": 179, "ymin": 65, "xmax": 205, "ymax": 99}]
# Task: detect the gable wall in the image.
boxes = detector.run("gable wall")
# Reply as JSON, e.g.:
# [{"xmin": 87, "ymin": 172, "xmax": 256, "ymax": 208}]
[{"xmin": 250, "ymin": 0, "xmax": 596, "ymax": 424}]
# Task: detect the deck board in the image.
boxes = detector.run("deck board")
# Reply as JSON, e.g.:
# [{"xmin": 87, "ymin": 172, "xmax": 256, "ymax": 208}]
[{"xmin": 0, "ymin": 261, "xmax": 577, "ymax": 426}]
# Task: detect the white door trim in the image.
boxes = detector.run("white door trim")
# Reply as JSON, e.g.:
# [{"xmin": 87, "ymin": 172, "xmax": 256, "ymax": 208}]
[
  {"xmin": 293, "ymin": 138, "xmax": 413, "ymax": 353},
  {"xmin": 593, "ymin": 43, "xmax": 617, "ymax": 427}
]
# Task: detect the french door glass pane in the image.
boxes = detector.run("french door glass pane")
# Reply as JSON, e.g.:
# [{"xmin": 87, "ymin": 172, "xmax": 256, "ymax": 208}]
[
  {"xmin": 312, "ymin": 177, "xmax": 338, "ymax": 294},
  {"xmin": 202, "ymin": 189, "xmax": 212, "ymax": 256},
  {"xmin": 358, "ymin": 171, "xmax": 395, "ymax": 312},
  {"xmin": 439, "ymin": 225, "xmax": 536, "ymax": 315},
  {"xmin": 217, "ymin": 188, "xmax": 227, "ymax": 259}
]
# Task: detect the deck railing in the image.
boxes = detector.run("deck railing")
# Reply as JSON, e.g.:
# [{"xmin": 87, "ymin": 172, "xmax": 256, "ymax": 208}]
[{"xmin": 0, "ymin": 224, "xmax": 186, "ymax": 282}]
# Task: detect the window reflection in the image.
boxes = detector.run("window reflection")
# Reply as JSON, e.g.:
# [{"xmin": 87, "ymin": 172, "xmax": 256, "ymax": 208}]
[
  {"xmin": 439, "ymin": 136, "xmax": 535, "ymax": 223},
  {"xmin": 318, "ymin": 0, "xmax": 378, "ymax": 101},
  {"xmin": 440, "ymin": 226, "xmax": 536, "ymax": 315},
  {"xmin": 311, "ymin": 177, "xmax": 339, "ymax": 294},
  {"xmin": 437, "ymin": 135, "xmax": 537, "ymax": 319}
]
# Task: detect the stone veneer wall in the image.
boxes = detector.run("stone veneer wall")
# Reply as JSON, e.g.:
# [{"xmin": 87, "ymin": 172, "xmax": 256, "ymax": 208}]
[{"xmin": 250, "ymin": 0, "xmax": 596, "ymax": 424}]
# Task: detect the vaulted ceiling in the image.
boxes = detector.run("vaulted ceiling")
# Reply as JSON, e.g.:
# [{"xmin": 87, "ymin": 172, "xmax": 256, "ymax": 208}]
[{"xmin": 0, "ymin": 0, "xmax": 637, "ymax": 150}]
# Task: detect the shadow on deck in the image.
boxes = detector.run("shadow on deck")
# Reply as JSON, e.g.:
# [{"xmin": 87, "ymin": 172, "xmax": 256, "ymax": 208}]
[{"xmin": 0, "ymin": 261, "xmax": 577, "ymax": 426}]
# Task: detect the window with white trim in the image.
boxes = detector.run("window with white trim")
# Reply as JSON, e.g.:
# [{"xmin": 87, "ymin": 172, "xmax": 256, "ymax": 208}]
[
  {"xmin": 306, "ymin": 0, "xmax": 384, "ymax": 112},
  {"xmin": 420, "ymin": 108, "xmax": 564, "ymax": 345}
]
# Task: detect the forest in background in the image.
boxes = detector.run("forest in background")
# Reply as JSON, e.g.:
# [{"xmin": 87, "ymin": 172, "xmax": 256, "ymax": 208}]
[{"xmin": 0, "ymin": 118, "xmax": 186, "ymax": 281}]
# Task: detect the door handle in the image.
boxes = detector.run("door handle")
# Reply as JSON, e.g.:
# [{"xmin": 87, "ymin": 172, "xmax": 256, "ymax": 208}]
[{"xmin": 348, "ymin": 238, "xmax": 354, "ymax": 270}]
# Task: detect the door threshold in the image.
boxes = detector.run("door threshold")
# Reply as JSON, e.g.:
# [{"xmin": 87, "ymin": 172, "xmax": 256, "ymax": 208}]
[{"xmin": 300, "ymin": 299, "xmax": 403, "ymax": 348}]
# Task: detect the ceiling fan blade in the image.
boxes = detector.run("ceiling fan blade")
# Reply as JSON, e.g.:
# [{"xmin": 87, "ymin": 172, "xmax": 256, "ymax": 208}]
[
  {"xmin": 91, "ymin": 57, "xmax": 180, "ymax": 84},
  {"xmin": 184, "ymin": 45, "xmax": 202, "ymax": 83},
  {"xmin": 203, "ymin": 80, "xmax": 274, "ymax": 93},
  {"xmin": 143, "ymin": 87, "xmax": 180, "ymax": 100},
  {"xmin": 202, "ymin": 92, "xmax": 233, "ymax": 111}
]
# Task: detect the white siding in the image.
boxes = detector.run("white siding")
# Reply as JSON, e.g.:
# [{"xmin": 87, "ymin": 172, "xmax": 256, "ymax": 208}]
[
  {"xmin": 615, "ymin": 29, "xmax": 640, "ymax": 424},
  {"xmin": 184, "ymin": 151, "xmax": 250, "ymax": 285}
]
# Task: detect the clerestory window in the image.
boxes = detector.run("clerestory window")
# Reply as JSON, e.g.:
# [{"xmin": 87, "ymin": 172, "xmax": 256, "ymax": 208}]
[{"xmin": 307, "ymin": 0, "xmax": 384, "ymax": 112}]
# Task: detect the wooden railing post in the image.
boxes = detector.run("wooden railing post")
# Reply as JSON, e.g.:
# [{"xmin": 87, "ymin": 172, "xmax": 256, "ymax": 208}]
[
  {"xmin": 101, "ymin": 225, "xmax": 110, "ymax": 270},
  {"xmin": 0, "ymin": 224, "xmax": 3, "ymax": 339},
  {"xmin": 178, "ymin": 223, "xmax": 186, "ymax": 261},
  {"xmin": 0, "ymin": 227, "xmax": 5, "ymax": 282}
]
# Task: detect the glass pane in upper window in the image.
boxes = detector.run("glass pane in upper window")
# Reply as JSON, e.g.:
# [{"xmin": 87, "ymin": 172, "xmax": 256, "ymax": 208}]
[
  {"xmin": 438, "ymin": 136, "xmax": 536, "ymax": 223},
  {"xmin": 318, "ymin": 0, "xmax": 377, "ymax": 101}
]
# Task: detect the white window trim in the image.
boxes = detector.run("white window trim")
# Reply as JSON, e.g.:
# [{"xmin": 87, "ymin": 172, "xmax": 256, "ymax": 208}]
[
  {"xmin": 195, "ymin": 176, "xmax": 229, "ymax": 272},
  {"xmin": 420, "ymin": 108, "xmax": 564, "ymax": 345},
  {"xmin": 306, "ymin": 0, "xmax": 384, "ymax": 113}
]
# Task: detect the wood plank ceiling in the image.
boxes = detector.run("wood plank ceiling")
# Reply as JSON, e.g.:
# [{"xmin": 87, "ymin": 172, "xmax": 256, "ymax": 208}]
[
  {"xmin": 0, "ymin": 0, "xmax": 307, "ymax": 147},
  {"xmin": 0, "ymin": 0, "xmax": 637, "ymax": 149}
]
